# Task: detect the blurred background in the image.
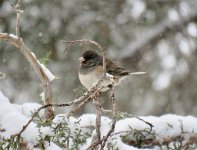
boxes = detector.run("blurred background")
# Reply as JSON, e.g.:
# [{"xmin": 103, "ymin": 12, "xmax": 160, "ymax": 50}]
[{"xmin": 0, "ymin": 0, "xmax": 197, "ymax": 116}]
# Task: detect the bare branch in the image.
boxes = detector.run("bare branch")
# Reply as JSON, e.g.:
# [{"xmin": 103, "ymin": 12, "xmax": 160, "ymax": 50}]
[
  {"xmin": 11, "ymin": 0, "xmax": 23, "ymax": 37},
  {"xmin": 102, "ymin": 109, "xmax": 154, "ymax": 130},
  {"xmin": 15, "ymin": 11, "xmax": 21, "ymax": 37},
  {"xmin": 100, "ymin": 89, "xmax": 117, "ymax": 149},
  {"xmin": 0, "ymin": 33, "xmax": 54, "ymax": 119},
  {"xmin": 95, "ymin": 97, "xmax": 102, "ymax": 141},
  {"xmin": 68, "ymin": 96, "xmax": 92, "ymax": 116}
]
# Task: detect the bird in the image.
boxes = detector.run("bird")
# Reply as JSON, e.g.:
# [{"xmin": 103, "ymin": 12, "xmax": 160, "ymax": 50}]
[{"xmin": 78, "ymin": 50, "xmax": 145, "ymax": 92}]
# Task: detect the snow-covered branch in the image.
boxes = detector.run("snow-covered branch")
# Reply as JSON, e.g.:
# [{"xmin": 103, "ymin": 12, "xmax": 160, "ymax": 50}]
[{"xmin": 0, "ymin": 33, "xmax": 54, "ymax": 119}]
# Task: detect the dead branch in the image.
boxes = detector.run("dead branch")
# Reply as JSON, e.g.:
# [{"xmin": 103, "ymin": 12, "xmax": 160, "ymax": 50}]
[
  {"xmin": 12, "ymin": 0, "xmax": 23, "ymax": 37},
  {"xmin": 95, "ymin": 97, "xmax": 102, "ymax": 142},
  {"xmin": 102, "ymin": 109, "xmax": 154, "ymax": 130},
  {"xmin": 0, "ymin": 33, "xmax": 54, "ymax": 119}
]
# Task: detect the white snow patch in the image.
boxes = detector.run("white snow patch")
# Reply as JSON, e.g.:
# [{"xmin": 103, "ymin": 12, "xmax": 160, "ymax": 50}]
[
  {"xmin": 9, "ymin": 33, "xmax": 18, "ymax": 39},
  {"xmin": 19, "ymin": 103, "xmax": 44, "ymax": 117},
  {"xmin": 40, "ymin": 92, "xmax": 45, "ymax": 102},
  {"xmin": 1, "ymin": 92, "xmax": 197, "ymax": 149},
  {"xmin": 44, "ymin": 142, "xmax": 62, "ymax": 150},
  {"xmin": 30, "ymin": 52, "xmax": 55, "ymax": 82},
  {"xmin": 40, "ymin": 63, "xmax": 55, "ymax": 81}
]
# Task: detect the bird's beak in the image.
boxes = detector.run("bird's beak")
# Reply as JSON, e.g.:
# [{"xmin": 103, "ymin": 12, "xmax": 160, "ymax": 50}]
[{"xmin": 79, "ymin": 57, "xmax": 85, "ymax": 63}]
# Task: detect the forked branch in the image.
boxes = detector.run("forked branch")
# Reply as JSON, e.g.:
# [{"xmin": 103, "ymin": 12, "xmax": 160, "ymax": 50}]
[{"xmin": 0, "ymin": 33, "xmax": 54, "ymax": 119}]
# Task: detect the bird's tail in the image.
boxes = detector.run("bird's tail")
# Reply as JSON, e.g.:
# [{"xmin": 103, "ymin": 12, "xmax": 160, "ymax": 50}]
[{"xmin": 129, "ymin": 72, "xmax": 146, "ymax": 75}]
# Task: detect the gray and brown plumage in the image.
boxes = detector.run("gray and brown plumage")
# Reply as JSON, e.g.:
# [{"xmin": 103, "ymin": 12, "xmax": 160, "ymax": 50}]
[{"xmin": 78, "ymin": 50, "xmax": 145, "ymax": 91}]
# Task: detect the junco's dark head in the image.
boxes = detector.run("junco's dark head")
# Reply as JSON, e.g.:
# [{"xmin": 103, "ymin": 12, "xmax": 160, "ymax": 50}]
[{"xmin": 79, "ymin": 50, "xmax": 102, "ymax": 68}]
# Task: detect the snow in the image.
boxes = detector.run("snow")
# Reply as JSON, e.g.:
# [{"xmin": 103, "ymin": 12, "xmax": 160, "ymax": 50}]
[
  {"xmin": 0, "ymin": 91, "xmax": 39, "ymax": 144},
  {"xmin": 44, "ymin": 142, "xmax": 62, "ymax": 150},
  {"xmin": 9, "ymin": 33, "xmax": 18, "ymax": 39},
  {"xmin": 40, "ymin": 63, "xmax": 56, "ymax": 82},
  {"xmin": 0, "ymin": 91, "xmax": 197, "ymax": 149},
  {"xmin": 16, "ymin": 102, "xmax": 44, "ymax": 117},
  {"xmin": 30, "ymin": 52, "xmax": 56, "ymax": 82},
  {"xmin": 40, "ymin": 92, "xmax": 45, "ymax": 102}
]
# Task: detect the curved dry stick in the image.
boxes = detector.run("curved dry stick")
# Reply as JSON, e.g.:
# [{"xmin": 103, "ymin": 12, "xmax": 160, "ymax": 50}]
[{"xmin": 0, "ymin": 33, "xmax": 54, "ymax": 119}]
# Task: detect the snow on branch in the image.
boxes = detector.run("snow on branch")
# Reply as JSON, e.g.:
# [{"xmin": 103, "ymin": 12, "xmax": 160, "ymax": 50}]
[{"xmin": 0, "ymin": 33, "xmax": 54, "ymax": 119}]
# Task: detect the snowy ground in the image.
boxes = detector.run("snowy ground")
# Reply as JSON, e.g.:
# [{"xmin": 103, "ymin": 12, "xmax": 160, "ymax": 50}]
[{"xmin": 0, "ymin": 90, "xmax": 197, "ymax": 149}]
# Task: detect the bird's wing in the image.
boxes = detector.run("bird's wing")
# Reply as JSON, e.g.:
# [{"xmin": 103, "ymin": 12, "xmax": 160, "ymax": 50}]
[{"xmin": 105, "ymin": 59, "xmax": 129, "ymax": 76}]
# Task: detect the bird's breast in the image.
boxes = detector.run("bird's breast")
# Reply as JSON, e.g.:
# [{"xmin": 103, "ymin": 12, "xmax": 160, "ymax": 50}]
[{"xmin": 79, "ymin": 66, "xmax": 104, "ymax": 89}]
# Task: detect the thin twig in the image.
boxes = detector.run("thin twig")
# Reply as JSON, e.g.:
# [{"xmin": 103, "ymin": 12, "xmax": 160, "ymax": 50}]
[
  {"xmin": 102, "ymin": 109, "xmax": 154, "ymax": 130},
  {"xmin": 12, "ymin": 0, "xmax": 23, "ymax": 37},
  {"xmin": 68, "ymin": 94, "xmax": 93, "ymax": 116},
  {"xmin": 100, "ymin": 88, "xmax": 117, "ymax": 149},
  {"xmin": 95, "ymin": 97, "xmax": 102, "ymax": 141},
  {"xmin": 15, "ymin": 102, "xmax": 74, "ymax": 137},
  {"xmin": 15, "ymin": 11, "xmax": 20, "ymax": 37},
  {"xmin": 88, "ymin": 89, "xmax": 117, "ymax": 150}
]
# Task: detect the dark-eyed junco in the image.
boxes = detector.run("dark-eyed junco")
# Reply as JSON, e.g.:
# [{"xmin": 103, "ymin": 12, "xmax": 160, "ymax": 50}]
[{"xmin": 78, "ymin": 50, "xmax": 145, "ymax": 91}]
